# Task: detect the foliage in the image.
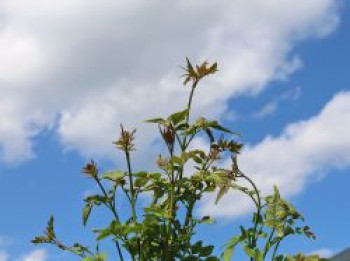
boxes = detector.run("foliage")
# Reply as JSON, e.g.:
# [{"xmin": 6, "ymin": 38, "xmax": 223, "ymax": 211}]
[{"xmin": 32, "ymin": 59, "xmax": 325, "ymax": 261}]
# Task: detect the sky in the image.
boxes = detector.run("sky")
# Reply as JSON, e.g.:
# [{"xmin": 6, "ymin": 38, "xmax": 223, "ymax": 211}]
[{"xmin": 0, "ymin": 0, "xmax": 349, "ymax": 260}]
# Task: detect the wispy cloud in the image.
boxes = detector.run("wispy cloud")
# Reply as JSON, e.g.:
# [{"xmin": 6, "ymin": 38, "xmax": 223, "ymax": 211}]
[
  {"xmin": 253, "ymin": 101, "xmax": 278, "ymax": 118},
  {"xmin": 309, "ymin": 248, "xmax": 334, "ymax": 258},
  {"xmin": 252, "ymin": 86, "xmax": 301, "ymax": 119}
]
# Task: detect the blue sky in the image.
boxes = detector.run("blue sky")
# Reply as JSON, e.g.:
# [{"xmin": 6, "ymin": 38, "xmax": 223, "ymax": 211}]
[{"xmin": 0, "ymin": 1, "xmax": 349, "ymax": 260}]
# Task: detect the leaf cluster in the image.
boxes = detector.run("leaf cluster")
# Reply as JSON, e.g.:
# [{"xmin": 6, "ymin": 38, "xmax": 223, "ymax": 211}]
[
  {"xmin": 223, "ymin": 186, "xmax": 323, "ymax": 261},
  {"xmin": 32, "ymin": 58, "xmax": 323, "ymax": 261}
]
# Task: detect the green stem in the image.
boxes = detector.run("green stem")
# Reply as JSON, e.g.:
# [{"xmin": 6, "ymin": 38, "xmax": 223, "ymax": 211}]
[
  {"xmin": 94, "ymin": 177, "xmax": 124, "ymax": 261},
  {"xmin": 175, "ymin": 131, "xmax": 184, "ymax": 151},
  {"xmin": 124, "ymin": 150, "xmax": 141, "ymax": 260},
  {"xmin": 239, "ymin": 172, "xmax": 261, "ymax": 261},
  {"xmin": 263, "ymin": 228, "xmax": 275, "ymax": 259},
  {"xmin": 272, "ymin": 240, "xmax": 281, "ymax": 260},
  {"xmin": 183, "ymin": 80, "xmax": 198, "ymax": 152},
  {"xmin": 184, "ymin": 201, "xmax": 195, "ymax": 226},
  {"xmin": 125, "ymin": 150, "xmax": 137, "ymax": 220},
  {"xmin": 186, "ymin": 80, "xmax": 198, "ymax": 124}
]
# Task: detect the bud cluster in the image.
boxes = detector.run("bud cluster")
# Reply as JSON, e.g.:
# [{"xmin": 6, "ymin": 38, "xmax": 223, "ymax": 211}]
[{"xmin": 114, "ymin": 124, "xmax": 136, "ymax": 152}]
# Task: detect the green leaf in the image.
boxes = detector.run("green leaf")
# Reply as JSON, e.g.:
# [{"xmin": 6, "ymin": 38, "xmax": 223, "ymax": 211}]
[
  {"xmin": 81, "ymin": 253, "xmax": 107, "ymax": 261},
  {"xmin": 102, "ymin": 171, "xmax": 125, "ymax": 181},
  {"xmin": 85, "ymin": 195, "xmax": 108, "ymax": 205},
  {"xmin": 132, "ymin": 171, "xmax": 148, "ymax": 178},
  {"xmin": 255, "ymin": 250, "xmax": 264, "ymax": 261},
  {"xmin": 96, "ymin": 227, "xmax": 113, "ymax": 241},
  {"xmin": 223, "ymin": 245, "xmax": 234, "ymax": 261},
  {"xmin": 71, "ymin": 243, "xmax": 90, "ymax": 255},
  {"xmin": 199, "ymin": 216, "xmax": 215, "ymax": 224},
  {"xmin": 192, "ymin": 240, "xmax": 203, "ymax": 254},
  {"xmin": 46, "ymin": 215, "xmax": 55, "ymax": 240},
  {"xmin": 205, "ymin": 257, "xmax": 219, "ymax": 261},
  {"xmin": 206, "ymin": 120, "xmax": 241, "ymax": 136},
  {"xmin": 243, "ymin": 246, "xmax": 256, "ymax": 258},
  {"xmin": 145, "ymin": 118, "xmax": 167, "ymax": 124},
  {"xmin": 81, "ymin": 257, "xmax": 94, "ymax": 261},
  {"xmin": 134, "ymin": 176, "xmax": 148, "ymax": 187},
  {"xmin": 200, "ymin": 245, "xmax": 214, "ymax": 257},
  {"xmin": 215, "ymin": 185, "xmax": 229, "ymax": 204},
  {"xmin": 168, "ymin": 109, "xmax": 188, "ymax": 125},
  {"xmin": 95, "ymin": 253, "xmax": 107, "ymax": 261},
  {"xmin": 222, "ymin": 235, "xmax": 242, "ymax": 261},
  {"xmin": 265, "ymin": 186, "xmax": 284, "ymax": 230},
  {"xmin": 31, "ymin": 236, "xmax": 47, "ymax": 244},
  {"xmin": 82, "ymin": 203, "xmax": 92, "ymax": 226}
]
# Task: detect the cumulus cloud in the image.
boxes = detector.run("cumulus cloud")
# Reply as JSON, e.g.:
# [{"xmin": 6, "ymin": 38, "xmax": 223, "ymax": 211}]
[
  {"xmin": 199, "ymin": 91, "xmax": 350, "ymax": 218},
  {"xmin": 20, "ymin": 249, "xmax": 46, "ymax": 261},
  {"xmin": 0, "ymin": 0, "xmax": 339, "ymax": 164},
  {"xmin": 0, "ymin": 248, "xmax": 47, "ymax": 261}
]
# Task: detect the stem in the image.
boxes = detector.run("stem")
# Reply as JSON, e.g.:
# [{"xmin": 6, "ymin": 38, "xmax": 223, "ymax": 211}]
[
  {"xmin": 164, "ymin": 79, "xmax": 198, "ymax": 260},
  {"xmin": 175, "ymin": 131, "xmax": 184, "ymax": 151},
  {"xmin": 115, "ymin": 242, "xmax": 124, "ymax": 261},
  {"xmin": 184, "ymin": 133, "xmax": 195, "ymax": 150},
  {"xmin": 94, "ymin": 177, "xmax": 124, "ymax": 261},
  {"xmin": 186, "ymin": 80, "xmax": 198, "ymax": 124},
  {"xmin": 124, "ymin": 150, "xmax": 141, "ymax": 260},
  {"xmin": 184, "ymin": 201, "xmax": 195, "ymax": 226},
  {"xmin": 53, "ymin": 239, "xmax": 92, "ymax": 258},
  {"xmin": 263, "ymin": 228, "xmax": 275, "ymax": 258},
  {"xmin": 239, "ymin": 171, "xmax": 262, "ymax": 261},
  {"xmin": 272, "ymin": 240, "xmax": 281, "ymax": 260},
  {"xmin": 125, "ymin": 150, "xmax": 137, "ymax": 220},
  {"xmin": 182, "ymin": 80, "xmax": 198, "ymax": 152},
  {"xmin": 167, "ymin": 144, "xmax": 176, "ymax": 260}
]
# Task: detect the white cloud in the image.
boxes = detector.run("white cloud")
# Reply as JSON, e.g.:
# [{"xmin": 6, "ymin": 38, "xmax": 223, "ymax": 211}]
[
  {"xmin": 309, "ymin": 248, "xmax": 334, "ymax": 258},
  {"xmin": 20, "ymin": 249, "xmax": 46, "ymax": 261},
  {"xmin": 253, "ymin": 101, "xmax": 278, "ymax": 118},
  {"xmin": 0, "ymin": 251, "xmax": 8, "ymax": 261},
  {"xmin": 280, "ymin": 86, "xmax": 302, "ymax": 101},
  {"xmin": 0, "ymin": 0, "xmax": 340, "ymax": 164},
  {"xmin": 251, "ymin": 86, "xmax": 301, "ymax": 119},
  {"xmin": 200, "ymin": 91, "xmax": 350, "ymax": 218}
]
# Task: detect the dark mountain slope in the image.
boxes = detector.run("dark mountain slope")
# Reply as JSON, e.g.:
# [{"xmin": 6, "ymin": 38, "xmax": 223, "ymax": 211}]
[{"xmin": 331, "ymin": 247, "xmax": 350, "ymax": 261}]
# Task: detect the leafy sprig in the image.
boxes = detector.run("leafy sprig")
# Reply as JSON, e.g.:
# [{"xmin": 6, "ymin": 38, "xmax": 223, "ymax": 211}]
[{"xmin": 32, "ymin": 58, "xmax": 323, "ymax": 261}]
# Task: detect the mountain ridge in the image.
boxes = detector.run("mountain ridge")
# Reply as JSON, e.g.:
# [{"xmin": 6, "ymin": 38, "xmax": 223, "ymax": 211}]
[{"xmin": 330, "ymin": 247, "xmax": 350, "ymax": 261}]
